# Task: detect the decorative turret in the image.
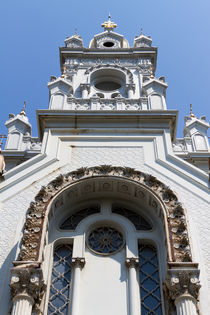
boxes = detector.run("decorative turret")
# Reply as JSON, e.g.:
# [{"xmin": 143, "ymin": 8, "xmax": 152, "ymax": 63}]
[
  {"xmin": 173, "ymin": 105, "xmax": 209, "ymax": 172},
  {"xmin": 3, "ymin": 102, "xmax": 41, "ymax": 171},
  {"xmin": 134, "ymin": 29, "xmax": 152, "ymax": 48},
  {"xmin": 64, "ymin": 30, "xmax": 83, "ymax": 48}
]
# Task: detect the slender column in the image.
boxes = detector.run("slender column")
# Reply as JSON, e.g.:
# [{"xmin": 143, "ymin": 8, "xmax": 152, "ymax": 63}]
[
  {"xmin": 71, "ymin": 258, "xmax": 85, "ymax": 315},
  {"xmin": 10, "ymin": 267, "xmax": 45, "ymax": 315},
  {"xmin": 80, "ymin": 84, "xmax": 90, "ymax": 98},
  {"xmin": 11, "ymin": 294, "xmax": 34, "ymax": 315},
  {"xmin": 125, "ymin": 258, "xmax": 139, "ymax": 315},
  {"xmin": 166, "ymin": 263, "xmax": 200, "ymax": 315},
  {"xmin": 126, "ymin": 84, "xmax": 135, "ymax": 99},
  {"xmin": 175, "ymin": 293, "xmax": 197, "ymax": 315}
]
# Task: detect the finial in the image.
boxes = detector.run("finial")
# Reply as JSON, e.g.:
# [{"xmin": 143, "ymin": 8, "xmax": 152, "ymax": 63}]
[
  {"xmin": 20, "ymin": 101, "xmax": 26, "ymax": 116},
  {"xmin": 140, "ymin": 28, "xmax": 143, "ymax": 35},
  {"xmin": 61, "ymin": 66, "xmax": 66, "ymax": 78},
  {"xmin": 75, "ymin": 28, "xmax": 78, "ymax": 36},
  {"xmin": 190, "ymin": 104, "xmax": 195, "ymax": 118},
  {"xmin": 150, "ymin": 66, "xmax": 154, "ymax": 79},
  {"xmin": 101, "ymin": 15, "xmax": 117, "ymax": 31}
]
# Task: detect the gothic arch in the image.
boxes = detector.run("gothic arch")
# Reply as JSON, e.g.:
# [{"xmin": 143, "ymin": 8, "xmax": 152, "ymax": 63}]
[{"xmin": 17, "ymin": 165, "xmax": 192, "ymax": 264}]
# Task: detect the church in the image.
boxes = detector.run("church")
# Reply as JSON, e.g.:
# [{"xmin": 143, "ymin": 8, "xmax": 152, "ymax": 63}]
[{"xmin": 0, "ymin": 16, "xmax": 209, "ymax": 315}]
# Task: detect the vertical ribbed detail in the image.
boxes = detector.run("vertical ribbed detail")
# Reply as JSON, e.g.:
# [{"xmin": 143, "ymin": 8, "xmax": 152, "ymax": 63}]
[
  {"xmin": 175, "ymin": 295, "xmax": 197, "ymax": 315},
  {"xmin": 11, "ymin": 295, "xmax": 33, "ymax": 315}
]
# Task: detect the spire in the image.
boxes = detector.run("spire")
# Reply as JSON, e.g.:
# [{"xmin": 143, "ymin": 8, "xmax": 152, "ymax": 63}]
[
  {"xmin": 20, "ymin": 101, "xmax": 26, "ymax": 116},
  {"xmin": 101, "ymin": 14, "xmax": 117, "ymax": 31}
]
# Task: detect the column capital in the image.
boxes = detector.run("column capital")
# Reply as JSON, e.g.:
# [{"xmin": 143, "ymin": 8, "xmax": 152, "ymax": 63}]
[
  {"xmin": 80, "ymin": 83, "xmax": 90, "ymax": 92},
  {"xmin": 10, "ymin": 267, "xmax": 46, "ymax": 307},
  {"xmin": 165, "ymin": 263, "xmax": 200, "ymax": 301},
  {"xmin": 72, "ymin": 257, "xmax": 86, "ymax": 268},
  {"xmin": 125, "ymin": 257, "xmax": 139, "ymax": 268},
  {"xmin": 126, "ymin": 83, "xmax": 135, "ymax": 92}
]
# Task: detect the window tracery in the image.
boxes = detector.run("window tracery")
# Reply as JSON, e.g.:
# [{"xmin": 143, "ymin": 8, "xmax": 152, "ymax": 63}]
[
  {"xmin": 87, "ymin": 226, "xmax": 124, "ymax": 255},
  {"xmin": 47, "ymin": 244, "xmax": 73, "ymax": 315},
  {"xmin": 112, "ymin": 206, "xmax": 152, "ymax": 230},
  {"xmin": 59, "ymin": 206, "xmax": 100, "ymax": 230},
  {"xmin": 138, "ymin": 244, "xmax": 162, "ymax": 315}
]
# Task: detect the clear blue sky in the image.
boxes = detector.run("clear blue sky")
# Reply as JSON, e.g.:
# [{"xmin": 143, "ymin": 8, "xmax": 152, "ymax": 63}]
[{"xmin": 0, "ymin": 0, "xmax": 210, "ymax": 141}]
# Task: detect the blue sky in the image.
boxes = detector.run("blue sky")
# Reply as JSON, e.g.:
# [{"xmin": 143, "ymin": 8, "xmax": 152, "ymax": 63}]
[{"xmin": 0, "ymin": 0, "xmax": 210, "ymax": 141}]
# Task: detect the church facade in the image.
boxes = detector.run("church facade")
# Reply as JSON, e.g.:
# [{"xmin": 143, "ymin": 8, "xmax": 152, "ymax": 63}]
[{"xmin": 0, "ymin": 17, "xmax": 209, "ymax": 315}]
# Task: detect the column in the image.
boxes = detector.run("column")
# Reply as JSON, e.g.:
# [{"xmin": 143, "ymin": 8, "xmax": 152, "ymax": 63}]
[
  {"xmin": 10, "ymin": 267, "xmax": 45, "ymax": 315},
  {"xmin": 11, "ymin": 294, "xmax": 34, "ymax": 315},
  {"xmin": 175, "ymin": 293, "xmax": 197, "ymax": 315},
  {"xmin": 71, "ymin": 257, "xmax": 85, "ymax": 315},
  {"xmin": 126, "ymin": 84, "xmax": 135, "ymax": 99},
  {"xmin": 166, "ymin": 263, "xmax": 200, "ymax": 315},
  {"xmin": 80, "ymin": 84, "xmax": 90, "ymax": 98},
  {"xmin": 125, "ymin": 258, "xmax": 139, "ymax": 315}
]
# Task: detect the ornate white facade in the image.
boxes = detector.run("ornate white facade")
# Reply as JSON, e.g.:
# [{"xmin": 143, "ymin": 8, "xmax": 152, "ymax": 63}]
[{"xmin": 0, "ymin": 17, "xmax": 209, "ymax": 315}]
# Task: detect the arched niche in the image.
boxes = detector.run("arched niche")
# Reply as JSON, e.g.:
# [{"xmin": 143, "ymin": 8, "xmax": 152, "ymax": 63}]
[
  {"xmin": 17, "ymin": 166, "xmax": 192, "ymax": 264},
  {"xmin": 149, "ymin": 93, "xmax": 163, "ymax": 109},
  {"xmin": 6, "ymin": 132, "xmax": 20, "ymax": 150},
  {"xmin": 193, "ymin": 133, "xmax": 207, "ymax": 151},
  {"xmin": 50, "ymin": 92, "xmax": 64, "ymax": 109}
]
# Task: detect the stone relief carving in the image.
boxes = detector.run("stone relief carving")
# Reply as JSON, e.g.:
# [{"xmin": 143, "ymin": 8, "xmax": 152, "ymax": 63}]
[
  {"xmin": 16, "ymin": 166, "xmax": 192, "ymax": 264},
  {"xmin": 166, "ymin": 267, "xmax": 200, "ymax": 301}
]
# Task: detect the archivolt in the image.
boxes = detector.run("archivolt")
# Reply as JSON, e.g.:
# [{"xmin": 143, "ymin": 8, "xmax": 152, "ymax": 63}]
[
  {"xmin": 17, "ymin": 165, "xmax": 192, "ymax": 263},
  {"xmin": 85, "ymin": 64, "xmax": 134, "ymax": 84}
]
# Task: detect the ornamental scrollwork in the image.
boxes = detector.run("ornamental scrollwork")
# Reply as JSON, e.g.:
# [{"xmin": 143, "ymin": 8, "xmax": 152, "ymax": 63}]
[{"xmin": 17, "ymin": 165, "xmax": 192, "ymax": 263}]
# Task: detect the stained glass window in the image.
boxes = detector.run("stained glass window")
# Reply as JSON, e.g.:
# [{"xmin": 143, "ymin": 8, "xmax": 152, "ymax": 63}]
[
  {"xmin": 138, "ymin": 244, "xmax": 162, "ymax": 315},
  {"xmin": 60, "ymin": 206, "xmax": 100, "ymax": 230},
  {"xmin": 112, "ymin": 206, "xmax": 152, "ymax": 230},
  {"xmin": 48, "ymin": 244, "xmax": 73, "ymax": 315}
]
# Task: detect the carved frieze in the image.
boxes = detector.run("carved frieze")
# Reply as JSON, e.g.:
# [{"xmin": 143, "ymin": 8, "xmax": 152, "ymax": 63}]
[{"xmin": 17, "ymin": 166, "xmax": 192, "ymax": 263}]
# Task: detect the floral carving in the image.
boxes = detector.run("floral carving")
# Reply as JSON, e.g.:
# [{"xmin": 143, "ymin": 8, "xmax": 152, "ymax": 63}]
[
  {"xmin": 17, "ymin": 165, "xmax": 192, "ymax": 263},
  {"xmin": 166, "ymin": 266, "xmax": 200, "ymax": 301},
  {"xmin": 10, "ymin": 268, "xmax": 45, "ymax": 305}
]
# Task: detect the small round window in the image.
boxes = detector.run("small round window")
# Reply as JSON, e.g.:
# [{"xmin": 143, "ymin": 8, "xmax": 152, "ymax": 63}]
[
  {"xmin": 103, "ymin": 41, "xmax": 114, "ymax": 47},
  {"xmin": 87, "ymin": 226, "xmax": 124, "ymax": 255}
]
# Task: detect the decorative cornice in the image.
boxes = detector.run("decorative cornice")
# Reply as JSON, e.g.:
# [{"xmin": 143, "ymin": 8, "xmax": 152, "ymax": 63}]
[
  {"xmin": 17, "ymin": 165, "xmax": 192, "ymax": 263},
  {"xmin": 72, "ymin": 257, "xmax": 86, "ymax": 268},
  {"xmin": 125, "ymin": 258, "xmax": 139, "ymax": 268},
  {"xmin": 10, "ymin": 268, "xmax": 45, "ymax": 304},
  {"xmin": 166, "ymin": 266, "xmax": 200, "ymax": 301}
]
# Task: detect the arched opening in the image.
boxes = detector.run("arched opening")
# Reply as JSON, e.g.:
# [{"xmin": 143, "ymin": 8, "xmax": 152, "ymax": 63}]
[{"xmin": 15, "ymin": 166, "xmax": 192, "ymax": 315}]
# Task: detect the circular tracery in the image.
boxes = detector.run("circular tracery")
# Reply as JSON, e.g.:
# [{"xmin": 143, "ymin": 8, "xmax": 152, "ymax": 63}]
[{"xmin": 87, "ymin": 226, "xmax": 124, "ymax": 255}]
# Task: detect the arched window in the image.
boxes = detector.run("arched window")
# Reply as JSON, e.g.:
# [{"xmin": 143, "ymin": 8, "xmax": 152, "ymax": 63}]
[{"xmin": 45, "ymin": 196, "xmax": 165, "ymax": 315}]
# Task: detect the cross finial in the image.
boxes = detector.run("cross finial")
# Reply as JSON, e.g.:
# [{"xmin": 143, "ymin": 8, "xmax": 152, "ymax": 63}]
[
  {"xmin": 20, "ymin": 101, "xmax": 26, "ymax": 116},
  {"xmin": 190, "ymin": 104, "xmax": 195, "ymax": 118},
  {"xmin": 101, "ymin": 15, "xmax": 117, "ymax": 31}
]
